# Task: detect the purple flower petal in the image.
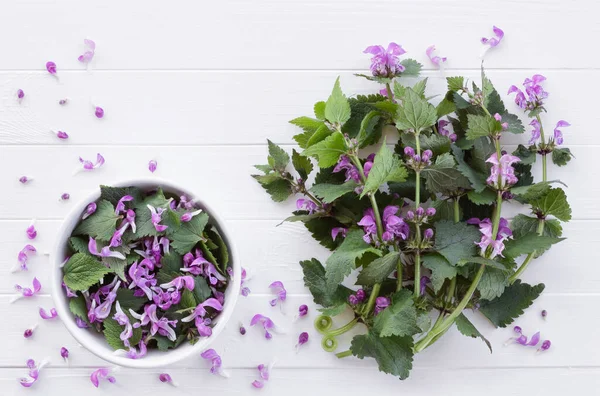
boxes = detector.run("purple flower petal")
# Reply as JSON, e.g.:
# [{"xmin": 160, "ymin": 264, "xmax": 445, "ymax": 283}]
[
  {"xmin": 481, "ymin": 25, "xmax": 504, "ymax": 47},
  {"xmin": 17, "ymin": 89, "xmax": 24, "ymax": 99},
  {"xmin": 59, "ymin": 98, "xmax": 68, "ymax": 105},
  {"xmin": 60, "ymin": 193, "xmax": 70, "ymax": 201},
  {"xmin": 201, "ymin": 349, "xmax": 227, "ymax": 377},
  {"xmin": 538, "ymin": 340, "xmax": 551, "ymax": 352},
  {"xmin": 56, "ymin": 130, "xmax": 69, "ymax": 140},
  {"xmin": 82, "ymin": 202, "xmax": 97, "ymax": 220},
  {"xmin": 90, "ymin": 368, "xmax": 116, "ymax": 388},
  {"xmin": 19, "ymin": 176, "xmax": 31, "ymax": 184},
  {"xmin": 39, "ymin": 307, "xmax": 58, "ymax": 320},
  {"xmin": 26, "ymin": 224, "xmax": 37, "ymax": 240},
  {"xmin": 148, "ymin": 160, "xmax": 157, "ymax": 173},
  {"xmin": 15, "ymin": 245, "xmax": 37, "ymax": 272},
  {"xmin": 60, "ymin": 347, "xmax": 69, "ymax": 361},
  {"xmin": 268, "ymin": 281, "xmax": 287, "ymax": 306},
  {"xmin": 95, "ymin": 106, "xmax": 104, "ymax": 118},
  {"xmin": 250, "ymin": 314, "xmax": 279, "ymax": 339},
  {"xmin": 46, "ymin": 61, "xmax": 57, "ymax": 75},
  {"xmin": 426, "ymin": 45, "xmax": 447, "ymax": 66},
  {"xmin": 79, "ymin": 153, "xmax": 105, "ymax": 171},
  {"xmin": 252, "ymin": 380, "xmax": 264, "ymax": 388}
]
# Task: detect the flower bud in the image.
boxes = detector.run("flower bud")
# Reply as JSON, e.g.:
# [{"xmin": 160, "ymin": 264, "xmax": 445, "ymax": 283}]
[
  {"xmin": 426, "ymin": 207, "xmax": 436, "ymax": 217},
  {"xmin": 404, "ymin": 146, "xmax": 415, "ymax": 157},
  {"xmin": 356, "ymin": 289, "xmax": 365, "ymax": 302},
  {"xmin": 406, "ymin": 211, "xmax": 415, "ymax": 220},
  {"xmin": 424, "ymin": 228, "xmax": 434, "ymax": 239},
  {"xmin": 422, "ymin": 150, "xmax": 433, "ymax": 162},
  {"xmin": 416, "ymin": 207, "xmax": 425, "ymax": 217}
]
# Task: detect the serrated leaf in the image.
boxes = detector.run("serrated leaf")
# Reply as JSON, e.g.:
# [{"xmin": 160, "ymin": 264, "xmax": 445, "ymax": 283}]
[
  {"xmin": 306, "ymin": 124, "xmax": 332, "ymax": 147},
  {"xmin": 457, "ymin": 256, "xmax": 510, "ymax": 272},
  {"xmin": 325, "ymin": 229, "xmax": 382, "ymax": 287},
  {"xmin": 69, "ymin": 236, "xmax": 89, "ymax": 254},
  {"xmin": 513, "ymin": 144, "xmax": 537, "ymax": 165},
  {"xmin": 470, "ymin": 137, "xmax": 495, "ymax": 173},
  {"xmin": 73, "ymin": 200, "xmax": 120, "ymax": 242},
  {"xmin": 310, "ymin": 182, "xmax": 357, "ymax": 203},
  {"xmin": 373, "ymin": 289, "xmax": 420, "ymax": 337},
  {"xmin": 302, "ymin": 131, "xmax": 347, "ymax": 168},
  {"xmin": 104, "ymin": 316, "xmax": 142, "ymax": 351},
  {"xmin": 193, "ymin": 276, "xmax": 212, "ymax": 303},
  {"xmin": 500, "ymin": 112, "xmax": 524, "ymax": 134},
  {"xmin": 363, "ymin": 144, "xmax": 408, "ymax": 196},
  {"xmin": 477, "ymin": 267, "xmax": 508, "ymax": 300},
  {"xmin": 433, "ymin": 220, "xmax": 480, "ymax": 265},
  {"xmin": 63, "ymin": 253, "xmax": 112, "ymax": 291},
  {"xmin": 512, "ymin": 214, "xmax": 563, "ymax": 239},
  {"xmin": 447, "ymin": 76, "xmax": 465, "ymax": 92},
  {"xmin": 455, "ymin": 313, "xmax": 492, "ymax": 352},
  {"xmin": 511, "ymin": 181, "xmax": 554, "ymax": 202},
  {"xmin": 479, "ymin": 280, "xmax": 545, "ymax": 327},
  {"xmin": 530, "ymin": 188, "xmax": 572, "ymax": 221},
  {"xmin": 205, "ymin": 226, "xmax": 229, "ymax": 271},
  {"xmin": 267, "ymin": 139, "xmax": 290, "ymax": 171},
  {"xmin": 253, "ymin": 175, "xmax": 293, "ymax": 202},
  {"xmin": 350, "ymin": 331, "xmax": 414, "ymax": 380},
  {"xmin": 179, "ymin": 289, "xmax": 197, "ymax": 310},
  {"xmin": 303, "ymin": 216, "xmax": 344, "ymax": 250},
  {"xmin": 422, "ymin": 253, "xmax": 457, "ymax": 292},
  {"xmin": 116, "ymin": 288, "xmax": 146, "ymax": 312},
  {"xmin": 69, "ymin": 295, "xmax": 89, "ymax": 324},
  {"xmin": 314, "ymin": 101, "xmax": 326, "ymax": 120},
  {"xmin": 324, "ymin": 77, "xmax": 351, "ymax": 126},
  {"xmin": 421, "ymin": 153, "xmax": 472, "ymax": 195},
  {"xmin": 552, "ymin": 147, "xmax": 573, "ymax": 167},
  {"xmin": 467, "ymin": 189, "xmax": 496, "ymax": 205},
  {"xmin": 466, "ymin": 114, "xmax": 501, "ymax": 140},
  {"xmin": 291, "ymin": 149, "xmax": 313, "ymax": 180},
  {"xmin": 289, "ymin": 116, "xmax": 324, "ymax": 136},
  {"xmin": 400, "ymin": 59, "xmax": 422, "ymax": 76},
  {"xmin": 452, "ymin": 145, "xmax": 487, "ymax": 193},
  {"xmin": 99, "ymin": 186, "xmax": 143, "ymax": 207},
  {"xmin": 103, "ymin": 256, "xmax": 127, "ymax": 281},
  {"xmin": 300, "ymin": 258, "xmax": 352, "ymax": 308},
  {"xmin": 436, "ymin": 94, "xmax": 456, "ymax": 117},
  {"xmin": 401, "ymin": 133, "xmax": 451, "ymax": 157},
  {"xmin": 357, "ymin": 110, "xmax": 382, "ymax": 147},
  {"xmin": 356, "ymin": 251, "xmax": 400, "ymax": 286},
  {"xmin": 503, "ymin": 233, "xmax": 565, "ymax": 260},
  {"xmin": 170, "ymin": 212, "xmax": 209, "ymax": 254},
  {"xmin": 395, "ymin": 88, "xmax": 437, "ymax": 132},
  {"xmin": 318, "ymin": 303, "xmax": 347, "ymax": 317}
]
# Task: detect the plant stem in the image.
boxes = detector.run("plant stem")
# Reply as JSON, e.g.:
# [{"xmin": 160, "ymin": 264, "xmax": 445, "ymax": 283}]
[
  {"xmin": 537, "ymin": 115, "xmax": 548, "ymax": 183},
  {"xmin": 328, "ymin": 317, "xmax": 360, "ymax": 337},
  {"xmin": 336, "ymin": 349, "xmax": 353, "ymax": 358},
  {"xmin": 413, "ymin": 131, "xmax": 422, "ymax": 298},
  {"xmin": 453, "ymin": 196, "xmax": 460, "ymax": 223},
  {"xmin": 385, "ymin": 82, "xmax": 394, "ymax": 102},
  {"xmin": 414, "ymin": 264, "xmax": 486, "ymax": 352},
  {"xmin": 396, "ymin": 247, "xmax": 403, "ymax": 292},
  {"xmin": 364, "ymin": 283, "xmax": 381, "ymax": 316}
]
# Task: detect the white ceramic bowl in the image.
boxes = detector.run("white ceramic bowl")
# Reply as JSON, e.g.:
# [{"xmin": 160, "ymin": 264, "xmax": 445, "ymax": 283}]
[{"xmin": 50, "ymin": 178, "xmax": 240, "ymax": 368}]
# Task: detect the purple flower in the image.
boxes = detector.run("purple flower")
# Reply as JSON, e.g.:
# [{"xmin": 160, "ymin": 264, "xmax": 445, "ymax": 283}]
[
  {"xmin": 538, "ymin": 340, "xmax": 551, "ymax": 352},
  {"xmin": 39, "ymin": 307, "xmax": 58, "ymax": 320},
  {"xmin": 130, "ymin": 304, "xmax": 178, "ymax": 341},
  {"xmin": 82, "ymin": 202, "xmax": 97, "ymax": 220},
  {"xmin": 508, "ymin": 74, "xmax": 548, "ymax": 112},
  {"xmin": 17, "ymin": 89, "xmax": 24, "ymax": 99},
  {"xmin": 16, "ymin": 244, "xmax": 37, "ymax": 271},
  {"xmin": 250, "ymin": 314, "xmax": 281, "ymax": 339},
  {"xmin": 420, "ymin": 276, "xmax": 429, "ymax": 295},
  {"xmin": 268, "ymin": 281, "xmax": 287, "ymax": 307},
  {"xmin": 468, "ymin": 217, "xmax": 512, "ymax": 258},
  {"xmin": 333, "ymin": 155, "xmax": 361, "ymax": 183},
  {"xmin": 426, "ymin": 45, "xmax": 447, "ymax": 67},
  {"xmin": 374, "ymin": 296, "xmax": 390, "ymax": 315},
  {"xmin": 12, "ymin": 278, "xmax": 41, "ymax": 303},
  {"xmin": 240, "ymin": 323, "xmax": 247, "ymax": 335},
  {"xmin": 78, "ymin": 39, "xmax": 96, "ymax": 63},
  {"xmin": 19, "ymin": 176, "xmax": 31, "ymax": 184},
  {"xmin": 181, "ymin": 250, "xmax": 225, "ymax": 285},
  {"xmin": 553, "ymin": 120, "xmax": 570, "ymax": 145},
  {"xmin": 79, "ymin": 153, "xmax": 105, "ymax": 171},
  {"xmin": 90, "ymin": 368, "xmax": 116, "ymax": 388},
  {"xmin": 55, "ymin": 130, "xmax": 69, "ymax": 140},
  {"xmin": 541, "ymin": 309, "xmax": 548, "ymax": 318},
  {"xmin": 359, "ymin": 206, "xmax": 409, "ymax": 244},
  {"xmin": 240, "ymin": 267, "xmax": 251, "ymax": 296},
  {"xmin": 93, "ymin": 280, "xmax": 121, "ymax": 321},
  {"xmin": 251, "ymin": 362, "xmax": 274, "ymax": 388},
  {"xmin": 147, "ymin": 204, "xmax": 168, "ymax": 232},
  {"xmin": 295, "ymin": 331, "xmax": 309, "ymax": 351},
  {"xmin": 59, "ymin": 98, "xmax": 68, "ymax": 105},
  {"xmin": 296, "ymin": 198, "xmax": 318, "ymax": 214},
  {"xmin": 24, "ymin": 325, "xmax": 37, "ymax": 338},
  {"xmin": 60, "ymin": 193, "xmax": 70, "ymax": 201},
  {"xmin": 331, "ymin": 227, "xmax": 347, "ymax": 241},
  {"xmin": 181, "ymin": 298, "xmax": 223, "ymax": 337},
  {"xmin": 363, "ymin": 43, "xmax": 407, "ymax": 78},
  {"xmin": 438, "ymin": 120, "xmax": 457, "ymax": 141},
  {"xmin": 113, "ymin": 301, "xmax": 133, "ymax": 345},
  {"xmin": 76, "ymin": 317, "xmax": 89, "ymax": 328},
  {"xmin": 160, "ymin": 276, "xmax": 195, "ymax": 291},
  {"xmin": 95, "ymin": 106, "xmax": 104, "ymax": 118},
  {"xmin": 46, "ymin": 61, "xmax": 57, "ymax": 75},
  {"xmin": 88, "ymin": 237, "xmax": 126, "ymax": 260},
  {"xmin": 19, "ymin": 358, "xmax": 48, "ymax": 388},
  {"xmin": 148, "ymin": 160, "xmax": 157, "ymax": 173},
  {"xmin": 349, "ymin": 288, "xmax": 366, "ymax": 305},
  {"xmin": 252, "ymin": 380, "xmax": 265, "ymax": 389},
  {"xmin": 201, "ymin": 349, "xmax": 228, "ymax": 377},
  {"xmin": 159, "ymin": 373, "xmax": 175, "ymax": 385},
  {"xmin": 529, "ymin": 119, "xmax": 541, "ymax": 145},
  {"xmin": 505, "ymin": 326, "xmax": 541, "ymax": 347},
  {"xmin": 115, "ymin": 195, "xmax": 134, "ymax": 215},
  {"xmin": 60, "ymin": 347, "xmax": 69, "ymax": 362},
  {"xmin": 181, "ymin": 209, "xmax": 203, "ymax": 222},
  {"xmin": 481, "ymin": 26, "xmax": 504, "ymax": 47},
  {"xmin": 423, "ymin": 228, "xmax": 434, "ymax": 240},
  {"xmin": 26, "ymin": 223, "xmax": 37, "ymax": 240},
  {"xmin": 298, "ymin": 304, "xmax": 308, "ymax": 317},
  {"xmin": 486, "ymin": 153, "xmax": 520, "ymax": 190},
  {"xmin": 124, "ymin": 341, "xmax": 148, "ymax": 359}
]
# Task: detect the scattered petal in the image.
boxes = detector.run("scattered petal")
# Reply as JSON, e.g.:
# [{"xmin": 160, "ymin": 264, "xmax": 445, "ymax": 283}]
[
  {"xmin": 26, "ymin": 223, "xmax": 37, "ymax": 240},
  {"xmin": 250, "ymin": 314, "xmax": 282, "ymax": 339},
  {"xmin": 23, "ymin": 325, "xmax": 37, "ymax": 338},
  {"xmin": 481, "ymin": 25, "xmax": 504, "ymax": 47},
  {"xmin": 90, "ymin": 368, "xmax": 116, "ymax": 388},
  {"xmin": 46, "ymin": 61, "xmax": 57, "ymax": 75},
  {"xmin": 148, "ymin": 160, "xmax": 157, "ymax": 173},
  {"xmin": 39, "ymin": 307, "xmax": 58, "ymax": 320},
  {"xmin": 95, "ymin": 106, "xmax": 104, "ymax": 118},
  {"xmin": 426, "ymin": 45, "xmax": 447, "ymax": 67},
  {"xmin": 295, "ymin": 331, "xmax": 309, "ymax": 352},
  {"xmin": 268, "ymin": 281, "xmax": 287, "ymax": 307},
  {"xmin": 14, "ymin": 245, "xmax": 37, "ymax": 272},
  {"xmin": 19, "ymin": 176, "xmax": 32, "ymax": 184},
  {"xmin": 60, "ymin": 193, "xmax": 70, "ymax": 201},
  {"xmin": 60, "ymin": 347, "xmax": 69, "ymax": 362},
  {"xmin": 17, "ymin": 89, "xmax": 24, "ymax": 99},
  {"xmin": 82, "ymin": 202, "xmax": 97, "ymax": 220},
  {"xmin": 54, "ymin": 130, "xmax": 69, "ymax": 140},
  {"xmin": 59, "ymin": 98, "xmax": 68, "ymax": 105},
  {"xmin": 538, "ymin": 340, "xmax": 551, "ymax": 352},
  {"xmin": 78, "ymin": 153, "xmax": 105, "ymax": 171},
  {"xmin": 201, "ymin": 349, "xmax": 229, "ymax": 377}
]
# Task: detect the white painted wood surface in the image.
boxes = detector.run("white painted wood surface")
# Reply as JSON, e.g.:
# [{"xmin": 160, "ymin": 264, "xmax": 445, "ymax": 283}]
[{"xmin": 1, "ymin": 0, "xmax": 599, "ymax": 394}]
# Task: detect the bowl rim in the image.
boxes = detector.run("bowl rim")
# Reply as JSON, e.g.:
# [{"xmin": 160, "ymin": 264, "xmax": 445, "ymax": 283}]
[{"xmin": 50, "ymin": 177, "xmax": 241, "ymax": 368}]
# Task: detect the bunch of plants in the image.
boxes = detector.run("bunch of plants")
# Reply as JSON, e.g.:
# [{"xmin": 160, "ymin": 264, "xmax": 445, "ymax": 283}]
[
  {"xmin": 61, "ymin": 185, "xmax": 230, "ymax": 358},
  {"xmin": 252, "ymin": 44, "xmax": 572, "ymax": 379}
]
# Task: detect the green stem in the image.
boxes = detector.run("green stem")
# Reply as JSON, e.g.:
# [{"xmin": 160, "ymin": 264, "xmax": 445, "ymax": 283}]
[
  {"xmin": 414, "ymin": 264, "xmax": 486, "ymax": 352},
  {"xmin": 327, "ymin": 318, "xmax": 359, "ymax": 337},
  {"xmin": 336, "ymin": 349, "xmax": 353, "ymax": 358},
  {"xmin": 413, "ymin": 131, "xmax": 423, "ymax": 298},
  {"xmin": 537, "ymin": 115, "xmax": 548, "ymax": 182},
  {"xmin": 509, "ymin": 219, "xmax": 545, "ymax": 283},
  {"xmin": 385, "ymin": 82, "xmax": 394, "ymax": 102},
  {"xmin": 364, "ymin": 283, "xmax": 381, "ymax": 316},
  {"xmin": 395, "ymin": 246, "xmax": 403, "ymax": 292},
  {"xmin": 453, "ymin": 197, "xmax": 460, "ymax": 223},
  {"xmin": 414, "ymin": 252, "xmax": 421, "ymax": 298}
]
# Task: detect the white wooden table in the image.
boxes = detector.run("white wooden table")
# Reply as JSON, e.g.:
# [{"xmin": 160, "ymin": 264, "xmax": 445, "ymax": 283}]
[{"xmin": 1, "ymin": 1, "xmax": 598, "ymax": 394}]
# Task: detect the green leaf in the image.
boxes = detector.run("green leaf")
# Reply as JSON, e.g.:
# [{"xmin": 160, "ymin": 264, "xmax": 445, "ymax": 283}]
[
  {"xmin": 412, "ymin": 78, "xmax": 428, "ymax": 97},
  {"xmin": 289, "ymin": 116, "xmax": 324, "ymax": 139},
  {"xmin": 422, "ymin": 253, "xmax": 457, "ymax": 292},
  {"xmin": 193, "ymin": 276, "xmax": 212, "ymax": 303},
  {"xmin": 477, "ymin": 267, "xmax": 508, "ymax": 300},
  {"xmin": 314, "ymin": 101, "xmax": 326, "ymax": 120},
  {"xmin": 395, "ymin": 88, "xmax": 437, "ymax": 132},
  {"xmin": 457, "ymin": 256, "xmax": 510, "ymax": 272},
  {"xmin": 511, "ymin": 182, "xmax": 553, "ymax": 202},
  {"xmin": 483, "ymin": 75, "xmax": 506, "ymax": 115},
  {"xmin": 467, "ymin": 189, "xmax": 496, "ymax": 205},
  {"xmin": 104, "ymin": 317, "xmax": 142, "ymax": 351},
  {"xmin": 310, "ymin": 182, "xmax": 358, "ymax": 203},
  {"xmin": 324, "ymin": 77, "xmax": 351, "ymax": 126},
  {"xmin": 401, "ymin": 133, "xmax": 451, "ymax": 157},
  {"xmin": 350, "ymin": 331, "xmax": 414, "ymax": 380},
  {"xmin": 103, "ymin": 256, "xmax": 127, "ymax": 281},
  {"xmin": 267, "ymin": 139, "xmax": 290, "ymax": 171},
  {"xmin": 170, "ymin": 212, "xmax": 209, "ymax": 254},
  {"xmin": 513, "ymin": 144, "xmax": 537, "ymax": 165},
  {"xmin": 69, "ymin": 295, "xmax": 89, "ymax": 324},
  {"xmin": 116, "ymin": 288, "xmax": 146, "ymax": 312},
  {"xmin": 500, "ymin": 112, "xmax": 525, "ymax": 134},
  {"xmin": 302, "ymin": 131, "xmax": 347, "ymax": 168},
  {"xmin": 133, "ymin": 191, "xmax": 172, "ymax": 238},
  {"xmin": 479, "ymin": 280, "xmax": 545, "ymax": 327},
  {"xmin": 356, "ymin": 251, "xmax": 400, "ymax": 286},
  {"xmin": 466, "ymin": 114, "xmax": 501, "ymax": 140},
  {"xmin": 318, "ymin": 303, "xmax": 347, "ymax": 317},
  {"xmin": 63, "ymin": 253, "xmax": 112, "ymax": 291},
  {"xmin": 253, "ymin": 175, "xmax": 293, "ymax": 202},
  {"xmin": 400, "ymin": 59, "xmax": 422, "ymax": 76},
  {"xmin": 179, "ymin": 289, "xmax": 197, "ymax": 310},
  {"xmin": 291, "ymin": 149, "xmax": 313, "ymax": 180},
  {"xmin": 356, "ymin": 110, "xmax": 382, "ymax": 146},
  {"xmin": 512, "ymin": 214, "xmax": 563, "ymax": 239},
  {"xmin": 306, "ymin": 124, "xmax": 332, "ymax": 147},
  {"xmin": 552, "ymin": 147, "xmax": 573, "ymax": 167},
  {"xmin": 530, "ymin": 188, "xmax": 572, "ymax": 221},
  {"xmin": 470, "ymin": 137, "xmax": 495, "ymax": 173},
  {"xmin": 503, "ymin": 233, "xmax": 565, "ymax": 260},
  {"xmin": 300, "ymin": 258, "xmax": 352, "ymax": 308},
  {"xmin": 362, "ymin": 144, "xmax": 408, "ymax": 196},
  {"xmin": 436, "ymin": 94, "xmax": 456, "ymax": 118},
  {"xmin": 452, "ymin": 146, "xmax": 487, "ymax": 193},
  {"xmin": 373, "ymin": 289, "xmax": 420, "ymax": 337},
  {"xmin": 455, "ymin": 313, "xmax": 492, "ymax": 352},
  {"xmin": 325, "ymin": 229, "xmax": 382, "ymax": 287},
  {"xmin": 69, "ymin": 236, "xmax": 89, "ymax": 254},
  {"xmin": 73, "ymin": 200, "xmax": 120, "ymax": 242},
  {"xmin": 205, "ymin": 226, "xmax": 229, "ymax": 271},
  {"xmin": 99, "ymin": 186, "xmax": 143, "ymax": 207},
  {"xmin": 447, "ymin": 76, "xmax": 465, "ymax": 92},
  {"xmin": 421, "ymin": 153, "xmax": 472, "ymax": 195},
  {"xmin": 433, "ymin": 220, "xmax": 480, "ymax": 265}
]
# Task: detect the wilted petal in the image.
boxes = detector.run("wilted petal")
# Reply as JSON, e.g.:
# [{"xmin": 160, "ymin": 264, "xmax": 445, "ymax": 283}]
[{"xmin": 39, "ymin": 307, "xmax": 58, "ymax": 320}]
